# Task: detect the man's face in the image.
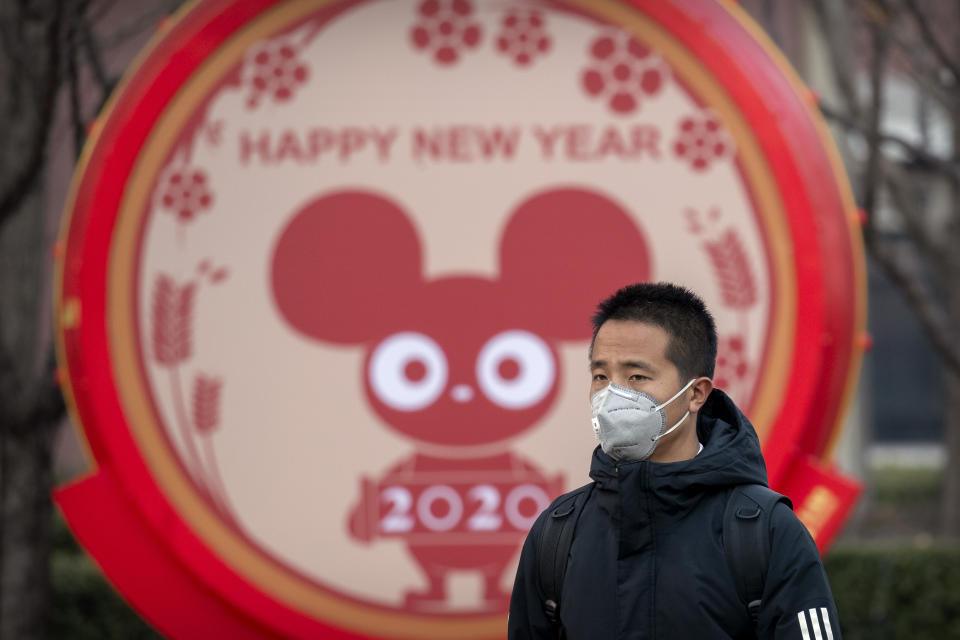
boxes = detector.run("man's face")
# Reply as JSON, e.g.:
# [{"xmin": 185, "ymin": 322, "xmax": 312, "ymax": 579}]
[{"xmin": 589, "ymin": 320, "xmax": 690, "ymax": 427}]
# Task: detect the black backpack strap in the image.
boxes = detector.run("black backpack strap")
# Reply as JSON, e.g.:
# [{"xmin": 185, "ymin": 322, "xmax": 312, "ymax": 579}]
[
  {"xmin": 536, "ymin": 482, "xmax": 594, "ymax": 627},
  {"xmin": 722, "ymin": 484, "xmax": 792, "ymax": 627}
]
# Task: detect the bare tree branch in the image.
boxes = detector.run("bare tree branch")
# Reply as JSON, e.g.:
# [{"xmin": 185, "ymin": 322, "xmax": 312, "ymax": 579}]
[
  {"xmin": 99, "ymin": 5, "xmax": 173, "ymax": 52},
  {"xmin": 80, "ymin": 21, "xmax": 110, "ymax": 91},
  {"xmin": 86, "ymin": 0, "xmax": 118, "ymax": 27},
  {"xmin": 908, "ymin": 66, "xmax": 955, "ymax": 114},
  {"xmin": 0, "ymin": 328, "xmax": 22, "ymax": 426},
  {"xmin": 900, "ymin": 0, "xmax": 960, "ymax": 83},
  {"xmin": 882, "ymin": 162, "xmax": 946, "ymax": 264},
  {"xmin": 79, "ymin": 14, "xmax": 117, "ymax": 102},
  {"xmin": 0, "ymin": 7, "xmax": 27, "ymax": 72},
  {"xmin": 0, "ymin": 2, "xmax": 63, "ymax": 231},
  {"xmin": 883, "ymin": 25, "xmax": 956, "ymax": 113},
  {"xmin": 819, "ymin": 101, "xmax": 960, "ymax": 181},
  {"xmin": 66, "ymin": 21, "xmax": 86, "ymax": 159},
  {"xmin": 811, "ymin": 1, "xmax": 960, "ymax": 374},
  {"xmin": 861, "ymin": 1, "xmax": 891, "ymax": 218},
  {"xmin": 25, "ymin": 354, "xmax": 64, "ymax": 432},
  {"xmin": 867, "ymin": 234, "xmax": 960, "ymax": 375},
  {"xmin": 810, "ymin": 0, "xmax": 862, "ymax": 118}
]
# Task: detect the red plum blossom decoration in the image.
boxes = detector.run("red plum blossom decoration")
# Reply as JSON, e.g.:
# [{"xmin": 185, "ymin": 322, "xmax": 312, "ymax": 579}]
[
  {"xmin": 410, "ymin": 0, "xmax": 482, "ymax": 66},
  {"xmin": 581, "ymin": 31, "xmax": 669, "ymax": 115}
]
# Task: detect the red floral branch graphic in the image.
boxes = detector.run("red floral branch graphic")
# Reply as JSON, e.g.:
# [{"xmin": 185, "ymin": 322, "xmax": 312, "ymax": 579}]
[
  {"xmin": 685, "ymin": 209, "xmax": 757, "ymax": 403},
  {"xmin": 581, "ymin": 30, "xmax": 669, "ymax": 115},
  {"xmin": 160, "ymin": 169, "xmax": 213, "ymax": 222},
  {"xmin": 715, "ymin": 334, "xmax": 750, "ymax": 391},
  {"xmin": 685, "ymin": 208, "xmax": 756, "ymax": 310},
  {"xmin": 495, "ymin": 10, "xmax": 551, "ymax": 67},
  {"xmin": 193, "ymin": 375, "xmax": 223, "ymax": 434},
  {"xmin": 702, "ymin": 228, "xmax": 757, "ymax": 310},
  {"xmin": 241, "ymin": 22, "xmax": 323, "ymax": 109},
  {"xmin": 673, "ymin": 113, "xmax": 733, "ymax": 171},
  {"xmin": 155, "ymin": 165, "xmax": 215, "ymax": 248},
  {"xmin": 410, "ymin": 0, "xmax": 482, "ymax": 66},
  {"xmin": 150, "ymin": 269, "xmax": 239, "ymax": 526},
  {"xmin": 152, "ymin": 275, "xmax": 206, "ymax": 493},
  {"xmin": 191, "ymin": 374, "xmax": 236, "ymax": 522},
  {"xmin": 152, "ymin": 275, "xmax": 196, "ymax": 365},
  {"xmin": 246, "ymin": 41, "xmax": 310, "ymax": 107}
]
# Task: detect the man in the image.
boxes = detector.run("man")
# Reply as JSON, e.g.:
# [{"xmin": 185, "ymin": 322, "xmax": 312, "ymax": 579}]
[{"xmin": 508, "ymin": 283, "xmax": 841, "ymax": 639}]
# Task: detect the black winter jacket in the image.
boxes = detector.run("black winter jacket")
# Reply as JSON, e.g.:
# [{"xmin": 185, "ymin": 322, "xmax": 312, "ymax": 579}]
[{"xmin": 508, "ymin": 389, "xmax": 841, "ymax": 639}]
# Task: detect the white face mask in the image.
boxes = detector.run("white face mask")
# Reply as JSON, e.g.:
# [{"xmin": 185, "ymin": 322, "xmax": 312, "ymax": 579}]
[{"xmin": 590, "ymin": 378, "xmax": 697, "ymax": 461}]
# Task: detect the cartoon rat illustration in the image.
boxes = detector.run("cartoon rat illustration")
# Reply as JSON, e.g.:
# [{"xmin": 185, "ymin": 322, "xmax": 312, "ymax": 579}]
[{"xmin": 271, "ymin": 187, "xmax": 650, "ymax": 611}]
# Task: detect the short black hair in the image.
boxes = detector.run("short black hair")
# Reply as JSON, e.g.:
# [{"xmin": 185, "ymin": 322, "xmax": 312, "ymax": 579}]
[{"xmin": 590, "ymin": 282, "xmax": 717, "ymax": 379}]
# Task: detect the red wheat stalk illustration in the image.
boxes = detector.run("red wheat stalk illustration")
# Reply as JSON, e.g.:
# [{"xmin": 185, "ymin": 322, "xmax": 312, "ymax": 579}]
[
  {"xmin": 703, "ymin": 228, "xmax": 757, "ymax": 309},
  {"xmin": 192, "ymin": 375, "xmax": 223, "ymax": 435},
  {"xmin": 202, "ymin": 437, "xmax": 238, "ymax": 526},
  {"xmin": 192, "ymin": 373, "xmax": 238, "ymax": 525},
  {"xmin": 152, "ymin": 275, "xmax": 197, "ymax": 366}
]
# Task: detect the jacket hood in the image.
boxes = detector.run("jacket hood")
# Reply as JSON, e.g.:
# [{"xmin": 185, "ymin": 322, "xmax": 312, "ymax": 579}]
[{"xmin": 589, "ymin": 388, "xmax": 768, "ymax": 501}]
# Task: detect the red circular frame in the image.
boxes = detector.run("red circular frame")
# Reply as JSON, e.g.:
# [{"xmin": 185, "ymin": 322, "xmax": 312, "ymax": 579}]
[{"xmin": 54, "ymin": 0, "xmax": 866, "ymax": 638}]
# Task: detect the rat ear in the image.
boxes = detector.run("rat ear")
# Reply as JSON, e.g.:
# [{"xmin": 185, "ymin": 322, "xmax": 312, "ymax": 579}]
[
  {"xmin": 271, "ymin": 190, "xmax": 423, "ymax": 343},
  {"xmin": 499, "ymin": 187, "xmax": 651, "ymax": 340}
]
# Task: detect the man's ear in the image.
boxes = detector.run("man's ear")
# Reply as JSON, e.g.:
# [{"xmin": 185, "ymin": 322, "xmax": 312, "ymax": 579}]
[{"xmin": 688, "ymin": 377, "xmax": 714, "ymax": 413}]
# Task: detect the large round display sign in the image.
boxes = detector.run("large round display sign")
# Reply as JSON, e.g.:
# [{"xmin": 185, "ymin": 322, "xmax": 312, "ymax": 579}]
[{"xmin": 54, "ymin": 0, "xmax": 866, "ymax": 637}]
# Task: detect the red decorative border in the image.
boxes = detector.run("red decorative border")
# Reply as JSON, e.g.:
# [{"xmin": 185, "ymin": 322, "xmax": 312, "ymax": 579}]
[
  {"xmin": 57, "ymin": 2, "xmax": 374, "ymax": 637},
  {"xmin": 54, "ymin": 0, "xmax": 865, "ymax": 637}
]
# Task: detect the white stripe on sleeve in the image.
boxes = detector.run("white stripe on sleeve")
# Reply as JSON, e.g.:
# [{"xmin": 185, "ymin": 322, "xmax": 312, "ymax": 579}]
[
  {"xmin": 808, "ymin": 608, "xmax": 824, "ymax": 640},
  {"xmin": 797, "ymin": 610, "xmax": 811, "ymax": 640},
  {"xmin": 820, "ymin": 607, "xmax": 835, "ymax": 640}
]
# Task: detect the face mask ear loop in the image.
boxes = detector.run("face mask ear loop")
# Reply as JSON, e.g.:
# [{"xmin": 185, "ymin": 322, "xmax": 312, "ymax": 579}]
[
  {"xmin": 654, "ymin": 378, "xmax": 697, "ymax": 411},
  {"xmin": 651, "ymin": 378, "xmax": 697, "ymax": 442},
  {"xmin": 653, "ymin": 411, "xmax": 689, "ymax": 441}
]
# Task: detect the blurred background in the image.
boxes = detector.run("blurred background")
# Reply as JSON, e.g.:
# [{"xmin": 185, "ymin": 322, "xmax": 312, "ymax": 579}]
[{"xmin": 0, "ymin": 0, "xmax": 958, "ymax": 638}]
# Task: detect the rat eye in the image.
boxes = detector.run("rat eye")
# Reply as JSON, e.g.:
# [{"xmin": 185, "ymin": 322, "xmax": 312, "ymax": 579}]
[
  {"xmin": 369, "ymin": 332, "xmax": 448, "ymax": 411},
  {"xmin": 476, "ymin": 330, "xmax": 555, "ymax": 409}
]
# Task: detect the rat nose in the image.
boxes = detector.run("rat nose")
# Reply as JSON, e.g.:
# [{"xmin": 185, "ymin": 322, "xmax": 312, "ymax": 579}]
[{"xmin": 450, "ymin": 384, "xmax": 474, "ymax": 403}]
